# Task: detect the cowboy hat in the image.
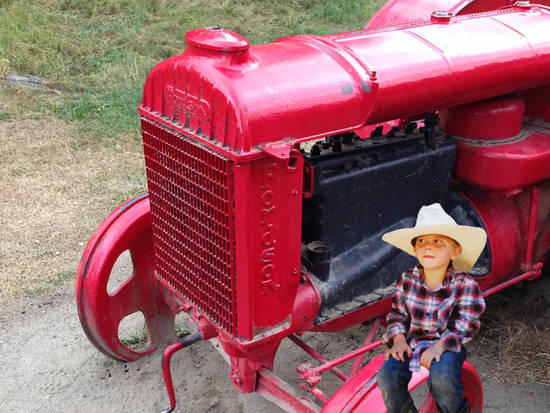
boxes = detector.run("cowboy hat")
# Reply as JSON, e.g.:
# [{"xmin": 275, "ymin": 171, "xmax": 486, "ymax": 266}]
[{"xmin": 382, "ymin": 203, "xmax": 487, "ymax": 271}]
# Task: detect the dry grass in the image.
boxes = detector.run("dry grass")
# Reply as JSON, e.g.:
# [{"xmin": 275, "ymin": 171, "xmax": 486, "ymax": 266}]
[
  {"xmin": 469, "ymin": 275, "xmax": 550, "ymax": 385},
  {"xmin": 0, "ymin": 87, "xmax": 146, "ymax": 301}
]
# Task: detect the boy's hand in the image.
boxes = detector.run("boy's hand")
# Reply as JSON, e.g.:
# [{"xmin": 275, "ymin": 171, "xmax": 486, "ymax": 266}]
[
  {"xmin": 420, "ymin": 341, "xmax": 445, "ymax": 370},
  {"xmin": 384, "ymin": 334, "xmax": 412, "ymax": 362}
]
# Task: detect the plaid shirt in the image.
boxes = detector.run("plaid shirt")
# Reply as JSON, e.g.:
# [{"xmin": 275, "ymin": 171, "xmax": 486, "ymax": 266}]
[{"xmin": 381, "ymin": 265, "xmax": 485, "ymax": 371}]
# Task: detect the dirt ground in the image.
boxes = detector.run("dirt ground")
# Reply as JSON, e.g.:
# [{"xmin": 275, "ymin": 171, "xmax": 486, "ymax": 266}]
[{"xmin": 1, "ymin": 274, "xmax": 550, "ymax": 412}]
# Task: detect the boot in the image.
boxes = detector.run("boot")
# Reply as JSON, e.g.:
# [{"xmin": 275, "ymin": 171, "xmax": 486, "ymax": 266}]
[
  {"xmin": 399, "ymin": 399, "xmax": 419, "ymax": 413},
  {"xmin": 436, "ymin": 399, "xmax": 470, "ymax": 413},
  {"xmin": 457, "ymin": 399, "xmax": 470, "ymax": 413}
]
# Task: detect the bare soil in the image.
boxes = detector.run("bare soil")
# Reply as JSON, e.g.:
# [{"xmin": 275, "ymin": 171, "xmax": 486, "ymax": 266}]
[{"xmin": 1, "ymin": 278, "xmax": 550, "ymax": 412}]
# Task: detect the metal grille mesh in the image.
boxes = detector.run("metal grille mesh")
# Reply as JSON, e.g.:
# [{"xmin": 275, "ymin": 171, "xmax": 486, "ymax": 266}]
[{"xmin": 141, "ymin": 119, "xmax": 237, "ymax": 335}]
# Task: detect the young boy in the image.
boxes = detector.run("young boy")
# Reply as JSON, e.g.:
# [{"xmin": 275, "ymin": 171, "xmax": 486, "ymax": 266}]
[{"xmin": 377, "ymin": 203, "xmax": 487, "ymax": 413}]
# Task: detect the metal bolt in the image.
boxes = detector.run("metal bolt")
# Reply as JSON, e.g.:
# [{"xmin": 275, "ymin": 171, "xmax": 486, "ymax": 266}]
[
  {"xmin": 431, "ymin": 10, "xmax": 452, "ymax": 23},
  {"xmin": 310, "ymin": 144, "xmax": 321, "ymax": 156},
  {"xmin": 515, "ymin": 0, "xmax": 531, "ymax": 8},
  {"xmin": 297, "ymin": 362, "xmax": 311, "ymax": 373},
  {"xmin": 307, "ymin": 376, "xmax": 321, "ymax": 386},
  {"xmin": 432, "ymin": 10, "xmax": 451, "ymax": 18}
]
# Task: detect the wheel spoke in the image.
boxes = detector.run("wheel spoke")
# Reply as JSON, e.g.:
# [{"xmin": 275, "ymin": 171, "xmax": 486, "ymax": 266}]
[
  {"xmin": 108, "ymin": 277, "xmax": 142, "ymax": 321},
  {"xmin": 145, "ymin": 309, "xmax": 176, "ymax": 347},
  {"xmin": 129, "ymin": 235, "xmax": 155, "ymax": 279},
  {"xmin": 129, "ymin": 236, "xmax": 176, "ymax": 343}
]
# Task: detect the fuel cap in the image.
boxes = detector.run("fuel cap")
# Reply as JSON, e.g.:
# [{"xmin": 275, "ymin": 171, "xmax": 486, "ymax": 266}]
[{"xmin": 184, "ymin": 27, "xmax": 250, "ymax": 53}]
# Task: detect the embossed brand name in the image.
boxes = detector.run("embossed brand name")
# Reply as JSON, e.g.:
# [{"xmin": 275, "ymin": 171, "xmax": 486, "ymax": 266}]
[
  {"xmin": 164, "ymin": 85, "xmax": 210, "ymax": 122},
  {"xmin": 260, "ymin": 163, "xmax": 280, "ymax": 296}
]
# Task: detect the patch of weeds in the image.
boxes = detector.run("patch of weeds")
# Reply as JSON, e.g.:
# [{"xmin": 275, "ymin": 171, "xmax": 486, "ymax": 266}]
[
  {"xmin": 120, "ymin": 331, "xmax": 148, "ymax": 347},
  {"xmin": 120, "ymin": 320, "xmax": 148, "ymax": 349},
  {"xmin": 54, "ymin": 270, "xmax": 76, "ymax": 285},
  {"xmin": 175, "ymin": 326, "xmax": 191, "ymax": 339},
  {"xmin": 0, "ymin": 111, "xmax": 11, "ymax": 121},
  {"xmin": 8, "ymin": 161, "xmax": 31, "ymax": 177},
  {"xmin": 23, "ymin": 285, "xmax": 48, "ymax": 296}
]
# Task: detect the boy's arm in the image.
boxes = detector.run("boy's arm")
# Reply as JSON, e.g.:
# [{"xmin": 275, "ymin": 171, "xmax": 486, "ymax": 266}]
[
  {"xmin": 440, "ymin": 277, "xmax": 486, "ymax": 352},
  {"xmin": 381, "ymin": 275, "xmax": 410, "ymax": 347}
]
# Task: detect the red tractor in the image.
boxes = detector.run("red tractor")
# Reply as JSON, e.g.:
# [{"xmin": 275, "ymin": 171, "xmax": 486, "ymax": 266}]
[{"xmin": 76, "ymin": 0, "xmax": 550, "ymax": 411}]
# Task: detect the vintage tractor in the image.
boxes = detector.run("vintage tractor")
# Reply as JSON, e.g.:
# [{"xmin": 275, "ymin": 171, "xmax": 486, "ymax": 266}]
[{"xmin": 76, "ymin": 0, "xmax": 550, "ymax": 411}]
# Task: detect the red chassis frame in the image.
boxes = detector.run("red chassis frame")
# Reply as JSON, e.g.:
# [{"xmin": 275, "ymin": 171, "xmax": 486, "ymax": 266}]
[{"xmin": 76, "ymin": 1, "xmax": 550, "ymax": 412}]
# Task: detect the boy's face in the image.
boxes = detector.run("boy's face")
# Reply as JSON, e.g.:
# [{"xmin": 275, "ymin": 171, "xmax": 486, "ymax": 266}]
[{"xmin": 413, "ymin": 234, "xmax": 462, "ymax": 271}]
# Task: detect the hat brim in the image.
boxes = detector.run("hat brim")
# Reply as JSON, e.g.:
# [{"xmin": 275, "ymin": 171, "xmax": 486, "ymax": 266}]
[{"xmin": 382, "ymin": 224, "xmax": 487, "ymax": 271}]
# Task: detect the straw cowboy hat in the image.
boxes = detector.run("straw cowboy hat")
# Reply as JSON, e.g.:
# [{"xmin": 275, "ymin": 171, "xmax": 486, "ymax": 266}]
[{"xmin": 382, "ymin": 203, "xmax": 487, "ymax": 271}]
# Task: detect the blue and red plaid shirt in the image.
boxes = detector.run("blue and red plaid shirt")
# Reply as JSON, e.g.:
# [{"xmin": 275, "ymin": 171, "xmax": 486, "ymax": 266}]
[{"xmin": 381, "ymin": 265, "xmax": 485, "ymax": 371}]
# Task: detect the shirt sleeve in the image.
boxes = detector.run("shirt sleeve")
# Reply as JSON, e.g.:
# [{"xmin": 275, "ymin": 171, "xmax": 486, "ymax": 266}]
[
  {"xmin": 382, "ymin": 274, "xmax": 410, "ymax": 347},
  {"xmin": 440, "ymin": 276, "xmax": 486, "ymax": 352}
]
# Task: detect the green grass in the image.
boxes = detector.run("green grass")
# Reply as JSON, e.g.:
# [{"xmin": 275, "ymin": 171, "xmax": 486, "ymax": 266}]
[
  {"xmin": 23, "ymin": 285, "xmax": 48, "ymax": 295},
  {"xmin": 54, "ymin": 270, "xmax": 77, "ymax": 285},
  {"xmin": 120, "ymin": 326, "xmax": 190, "ymax": 346},
  {"xmin": 0, "ymin": 0, "xmax": 385, "ymax": 139},
  {"xmin": 53, "ymin": 86, "xmax": 143, "ymax": 140},
  {"xmin": 175, "ymin": 326, "xmax": 191, "ymax": 339},
  {"xmin": 120, "ymin": 331, "xmax": 147, "ymax": 347}
]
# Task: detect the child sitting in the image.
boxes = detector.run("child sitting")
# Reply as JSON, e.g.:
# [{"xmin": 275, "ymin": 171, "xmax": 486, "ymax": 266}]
[{"xmin": 377, "ymin": 203, "xmax": 486, "ymax": 413}]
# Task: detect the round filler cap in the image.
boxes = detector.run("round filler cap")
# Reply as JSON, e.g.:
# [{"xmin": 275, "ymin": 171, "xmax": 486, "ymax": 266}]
[{"xmin": 184, "ymin": 27, "xmax": 250, "ymax": 53}]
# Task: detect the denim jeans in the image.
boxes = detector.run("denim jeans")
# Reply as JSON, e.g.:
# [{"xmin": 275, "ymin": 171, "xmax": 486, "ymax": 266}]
[{"xmin": 376, "ymin": 347, "xmax": 468, "ymax": 413}]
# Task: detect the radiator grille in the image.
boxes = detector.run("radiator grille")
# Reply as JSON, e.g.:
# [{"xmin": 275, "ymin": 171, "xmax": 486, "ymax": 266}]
[{"xmin": 141, "ymin": 119, "xmax": 237, "ymax": 335}]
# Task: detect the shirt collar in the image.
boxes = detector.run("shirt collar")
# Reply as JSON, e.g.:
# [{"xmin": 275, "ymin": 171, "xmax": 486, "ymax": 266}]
[{"xmin": 414, "ymin": 264, "xmax": 455, "ymax": 288}]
